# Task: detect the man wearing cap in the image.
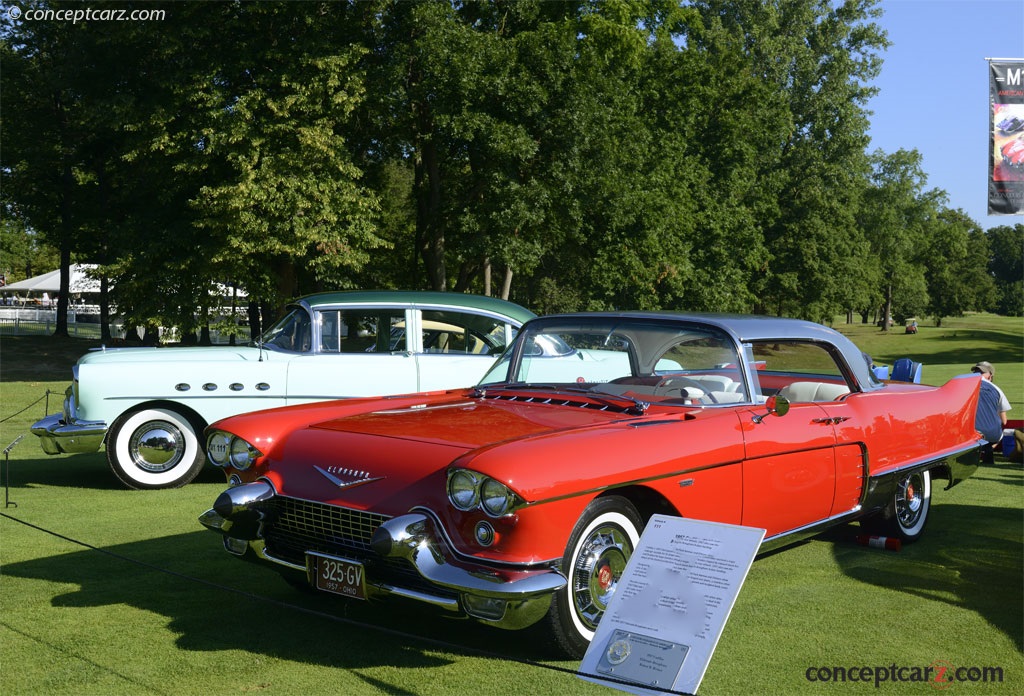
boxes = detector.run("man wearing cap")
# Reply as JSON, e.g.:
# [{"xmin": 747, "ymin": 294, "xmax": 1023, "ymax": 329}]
[{"xmin": 973, "ymin": 361, "xmax": 1011, "ymax": 464}]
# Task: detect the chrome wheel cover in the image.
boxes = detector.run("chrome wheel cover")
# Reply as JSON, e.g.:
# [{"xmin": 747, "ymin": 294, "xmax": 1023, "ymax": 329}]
[
  {"xmin": 128, "ymin": 421, "xmax": 186, "ymax": 473},
  {"xmin": 895, "ymin": 472, "xmax": 925, "ymax": 529},
  {"xmin": 571, "ymin": 525, "xmax": 632, "ymax": 631}
]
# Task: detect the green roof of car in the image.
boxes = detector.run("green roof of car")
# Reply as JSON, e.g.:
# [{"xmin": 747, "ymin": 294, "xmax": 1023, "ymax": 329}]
[{"xmin": 296, "ymin": 290, "xmax": 536, "ymax": 324}]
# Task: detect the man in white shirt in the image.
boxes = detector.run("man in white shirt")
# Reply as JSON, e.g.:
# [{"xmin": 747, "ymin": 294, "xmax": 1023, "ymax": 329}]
[{"xmin": 973, "ymin": 361, "xmax": 1011, "ymax": 464}]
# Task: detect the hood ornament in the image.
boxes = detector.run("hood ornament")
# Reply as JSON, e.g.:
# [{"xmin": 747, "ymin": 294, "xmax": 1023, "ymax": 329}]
[{"xmin": 314, "ymin": 465, "xmax": 384, "ymax": 490}]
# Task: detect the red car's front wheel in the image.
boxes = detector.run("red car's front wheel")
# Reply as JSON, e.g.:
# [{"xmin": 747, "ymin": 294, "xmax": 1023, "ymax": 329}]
[{"xmin": 546, "ymin": 496, "xmax": 642, "ymax": 659}]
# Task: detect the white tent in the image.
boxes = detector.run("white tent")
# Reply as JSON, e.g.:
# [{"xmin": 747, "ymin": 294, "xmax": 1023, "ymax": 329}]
[
  {"xmin": 2, "ymin": 264, "xmax": 100, "ymax": 294},
  {"xmin": 2, "ymin": 264, "xmax": 246, "ymax": 299}
]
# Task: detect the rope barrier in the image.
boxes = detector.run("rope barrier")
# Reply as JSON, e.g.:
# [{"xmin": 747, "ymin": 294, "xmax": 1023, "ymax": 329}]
[
  {"xmin": 0, "ymin": 390, "xmax": 54, "ymax": 424},
  {"xmin": 0, "ymin": 511, "xmax": 696, "ymax": 696}
]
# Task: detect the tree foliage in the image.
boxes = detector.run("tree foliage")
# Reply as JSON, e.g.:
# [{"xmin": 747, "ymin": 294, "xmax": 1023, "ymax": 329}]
[
  {"xmin": 986, "ymin": 224, "xmax": 1024, "ymax": 316},
  {"xmin": 0, "ymin": 0, "xmax": 1010, "ymax": 339}
]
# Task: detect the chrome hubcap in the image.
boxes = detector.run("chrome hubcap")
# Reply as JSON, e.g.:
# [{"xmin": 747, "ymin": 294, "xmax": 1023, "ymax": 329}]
[
  {"xmin": 895, "ymin": 473, "xmax": 923, "ymax": 528},
  {"xmin": 129, "ymin": 422, "xmax": 185, "ymax": 472},
  {"xmin": 572, "ymin": 525, "xmax": 632, "ymax": 631}
]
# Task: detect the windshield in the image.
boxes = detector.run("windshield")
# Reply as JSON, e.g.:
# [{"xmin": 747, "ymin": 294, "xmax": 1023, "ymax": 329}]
[
  {"xmin": 479, "ymin": 317, "xmax": 749, "ymax": 406},
  {"xmin": 258, "ymin": 306, "xmax": 312, "ymax": 353}
]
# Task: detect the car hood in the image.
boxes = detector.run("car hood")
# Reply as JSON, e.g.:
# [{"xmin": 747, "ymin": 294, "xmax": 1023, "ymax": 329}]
[
  {"xmin": 256, "ymin": 391, "xmax": 744, "ymax": 518},
  {"xmin": 260, "ymin": 395, "xmax": 638, "ymax": 513}
]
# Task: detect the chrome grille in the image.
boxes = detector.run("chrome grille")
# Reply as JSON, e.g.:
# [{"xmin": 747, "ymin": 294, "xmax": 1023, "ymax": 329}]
[
  {"xmin": 259, "ymin": 496, "xmax": 454, "ymax": 598},
  {"xmin": 261, "ymin": 496, "xmax": 388, "ymax": 562}
]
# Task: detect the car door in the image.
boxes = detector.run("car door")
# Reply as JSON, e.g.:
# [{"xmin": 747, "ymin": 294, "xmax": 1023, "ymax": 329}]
[
  {"xmin": 413, "ymin": 308, "xmax": 518, "ymax": 392},
  {"xmin": 739, "ymin": 400, "xmax": 838, "ymax": 537},
  {"xmin": 737, "ymin": 339, "xmax": 860, "ymax": 537},
  {"xmin": 284, "ymin": 307, "xmax": 418, "ymax": 403}
]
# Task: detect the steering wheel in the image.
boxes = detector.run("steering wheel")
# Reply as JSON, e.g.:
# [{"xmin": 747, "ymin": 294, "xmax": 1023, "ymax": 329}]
[{"xmin": 653, "ymin": 376, "xmax": 718, "ymax": 403}]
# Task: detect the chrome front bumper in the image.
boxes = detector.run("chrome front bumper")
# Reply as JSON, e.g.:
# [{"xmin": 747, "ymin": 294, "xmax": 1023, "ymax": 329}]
[
  {"xmin": 31, "ymin": 412, "xmax": 107, "ymax": 455},
  {"xmin": 31, "ymin": 388, "xmax": 107, "ymax": 455},
  {"xmin": 200, "ymin": 482, "xmax": 567, "ymax": 631}
]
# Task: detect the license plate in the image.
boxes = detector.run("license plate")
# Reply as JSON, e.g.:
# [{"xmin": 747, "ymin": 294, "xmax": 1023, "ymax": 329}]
[{"xmin": 309, "ymin": 553, "xmax": 366, "ymax": 600}]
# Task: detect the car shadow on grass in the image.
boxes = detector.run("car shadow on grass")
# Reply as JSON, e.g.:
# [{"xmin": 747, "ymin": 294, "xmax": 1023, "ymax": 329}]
[
  {"xmin": 823, "ymin": 501, "xmax": 1023, "ymax": 654},
  {"xmin": 0, "ymin": 523, "xmax": 554, "ymax": 671},
  {"xmin": 4, "ymin": 453, "xmax": 229, "ymax": 491}
]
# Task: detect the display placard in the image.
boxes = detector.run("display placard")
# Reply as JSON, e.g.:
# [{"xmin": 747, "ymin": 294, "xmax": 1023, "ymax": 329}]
[{"xmin": 579, "ymin": 515, "xmax": 765, "ymax": 695}]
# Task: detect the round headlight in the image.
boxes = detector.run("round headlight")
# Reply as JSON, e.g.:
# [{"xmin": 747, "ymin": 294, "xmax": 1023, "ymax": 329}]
[
  {"xmin": 448, "ymin": 470, "xmax": 481, "ymax": 510},
  {"xmin": 207, "ymin": 431, "xmax": 232, "ymax": 467},
  {"xmin": 228, "ymin": 437, "xmax": 257, "ymax": 470},
  {"xmin": 480, "ymin": 478, "xmax": 514, "ymax": 516}
]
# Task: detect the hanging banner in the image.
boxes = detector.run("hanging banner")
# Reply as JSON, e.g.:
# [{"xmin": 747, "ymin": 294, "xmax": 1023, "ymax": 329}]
[{"xmin": 989, "ymin": 59, "xmax": 1024, "ymax": 215}]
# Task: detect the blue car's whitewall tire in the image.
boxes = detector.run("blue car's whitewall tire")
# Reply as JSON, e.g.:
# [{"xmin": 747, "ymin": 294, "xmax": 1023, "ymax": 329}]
[{"xmin": 107, "ymin": 407, "xmax": 206, "ymax": 489}]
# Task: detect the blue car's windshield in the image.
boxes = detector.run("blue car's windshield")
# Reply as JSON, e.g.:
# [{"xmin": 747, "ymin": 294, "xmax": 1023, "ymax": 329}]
[{"xmin": 259, "ymin": 307, "xmax": 312, "ymax": 353}]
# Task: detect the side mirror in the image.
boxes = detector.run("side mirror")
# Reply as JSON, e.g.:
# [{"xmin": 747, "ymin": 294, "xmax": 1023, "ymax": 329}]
[{"xmin": 752, "ymin": 395, "xmax": 790, "ymax": 424}]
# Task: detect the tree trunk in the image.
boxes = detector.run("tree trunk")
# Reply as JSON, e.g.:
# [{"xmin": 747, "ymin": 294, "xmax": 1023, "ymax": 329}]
[
  {"xmin": 56, "ymin": 246, "xmax": 70, "ymax": 337},
  {"xmin": 247, "ymin": 299, "xmax": 262, "ymax": 341},
  {"xmin": 100, "ymin": 276, "xmax": 111, "ymax": 341},
  {"xmin": 881, "ymin": 285, "xmax": 893, "ymax": 333},
  {"xmin": 416, "ymin": 136, "xmax": 446, "ymax": 291},
  {"xmin": 500, "ymin": 266, "xmax": 513, "ymax": 301}
]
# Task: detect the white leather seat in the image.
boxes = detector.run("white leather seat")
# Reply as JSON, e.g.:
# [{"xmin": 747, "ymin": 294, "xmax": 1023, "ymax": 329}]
[
  {"xmin": 778, "ymin": 381, "xmax": 850, "ymax": 403},
  {"xmin": 707, "ymin": 391, "xmax": 745, "ymax": 404},
  {"xmin": 689, "ymin": 375, "xmax": 734, "ymax": 392}
]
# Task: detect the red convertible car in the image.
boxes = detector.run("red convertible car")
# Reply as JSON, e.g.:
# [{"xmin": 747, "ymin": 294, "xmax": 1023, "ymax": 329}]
[
  {"xmin": 200, "ymin": 313, "xmax": 981, "ymax": 657},
  {"xmin": 1002, "ymin": 135, "xmax": 1024, "ymax": 169}
]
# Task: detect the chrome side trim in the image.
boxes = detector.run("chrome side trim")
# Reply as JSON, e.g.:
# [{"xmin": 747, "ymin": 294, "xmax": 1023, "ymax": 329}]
[
  {"xmin": 759, "ymin": 508, "xmax": 863, "ymax": 554},
  {"xmin": 867, "ymin": 441, "xmax": 981, "ymax": 492}
]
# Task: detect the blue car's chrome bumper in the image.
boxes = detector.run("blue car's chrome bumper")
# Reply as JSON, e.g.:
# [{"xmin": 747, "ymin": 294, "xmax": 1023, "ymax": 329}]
[{"xmin": 31, "ymin": 412, "xmax": 107, "ymax": 455}]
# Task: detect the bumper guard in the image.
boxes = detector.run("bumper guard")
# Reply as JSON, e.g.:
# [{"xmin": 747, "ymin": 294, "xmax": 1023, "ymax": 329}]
[{"xmin": 31, "ymin": 412, "xmax": 107, "ymax": 455}]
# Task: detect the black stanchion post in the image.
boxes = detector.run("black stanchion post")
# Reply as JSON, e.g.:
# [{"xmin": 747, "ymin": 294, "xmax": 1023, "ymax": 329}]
[{"xmin": 4, "ymin": 435, "xmax": 22, "ymax": 508}]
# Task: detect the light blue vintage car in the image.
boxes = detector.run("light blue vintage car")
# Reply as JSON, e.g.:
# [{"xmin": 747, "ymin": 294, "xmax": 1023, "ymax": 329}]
[{"xmin": 31, "ymin": 291, "xmax": 534, "ymax": 489}]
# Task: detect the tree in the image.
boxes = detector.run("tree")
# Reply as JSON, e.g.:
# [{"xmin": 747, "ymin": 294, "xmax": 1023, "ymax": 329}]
[
  {"xmin": 7, "ymin": 0, "xmax": 1012, "ymax": 339},
  {"xmin": 858, "ymin": 149, "xmax": 939, "ymax": 330},
  {"xmin": 691, "ymin": 0, "xmax": 888, "ymax": 320},
  {"xmin": 128, "ymin": 3, "xmax": 387, "ymax": 323},
  {"xmin": 986, "ymin": 224, "xmax": 1024, "ymax": 316},
  {"xmin": 1, "ymin": 6, "xmax": 97, "ymax": 335},
  {"xmin": 0, "ymin": 218, "xmax": 59, "ymax": 283},
  {"xmin": 924, "ymin": 209, "xmax": 982, "ymax": 326}
]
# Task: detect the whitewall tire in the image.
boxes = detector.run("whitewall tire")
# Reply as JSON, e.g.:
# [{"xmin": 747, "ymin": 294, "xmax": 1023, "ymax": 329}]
[{"xmin": 106, "ymin": 407, "xmax": 206, "ymax": 489}]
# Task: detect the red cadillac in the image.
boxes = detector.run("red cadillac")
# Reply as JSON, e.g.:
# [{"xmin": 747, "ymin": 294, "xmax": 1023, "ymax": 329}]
[{"xmin": 200, "ymin": 313, "xmax": 981, "ymax": 657}]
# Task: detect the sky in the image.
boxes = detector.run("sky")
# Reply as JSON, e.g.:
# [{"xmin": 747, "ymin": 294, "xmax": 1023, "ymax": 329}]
[{"xmin": 865, "ymin": 0, "xmax": 1024, "ymax": 227}]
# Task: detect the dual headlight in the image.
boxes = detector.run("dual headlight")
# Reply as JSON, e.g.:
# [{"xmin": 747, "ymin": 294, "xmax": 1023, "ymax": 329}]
[
  {"xmin": 447, "ymin": 468, "xmax": 520, "ymax": 517},
  {"xmin": 206, "ymin": 430, "xmax": 261, "ymax": 470}
]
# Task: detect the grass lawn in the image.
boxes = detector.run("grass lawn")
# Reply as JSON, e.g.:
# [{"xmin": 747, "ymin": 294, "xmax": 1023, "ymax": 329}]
[{"xmin": 1, "ymin": 319, "xmax": 1022, "ymax": 695}]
